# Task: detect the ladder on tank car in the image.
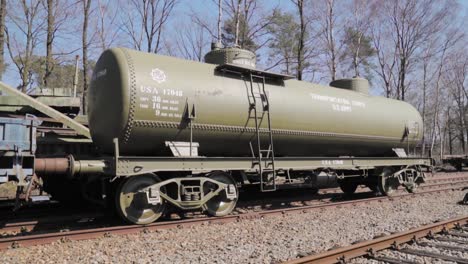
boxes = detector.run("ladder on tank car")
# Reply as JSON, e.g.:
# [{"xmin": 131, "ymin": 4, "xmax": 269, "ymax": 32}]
[
  {"xmin": 247, "ymin": 73, "xmax": 276, "ymax": 192},
  {"xmin": 215, "ymin": 64, "xmax": 293, "ymax": 192}
]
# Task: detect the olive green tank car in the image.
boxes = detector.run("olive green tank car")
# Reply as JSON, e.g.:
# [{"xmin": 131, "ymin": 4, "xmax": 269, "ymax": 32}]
[
  {"xmin": 0, "ymin": 45, "xmax": 430, "ymax": 225},
  {"xmin": 88, "ymin": 47, "xmax": 422, "ymax": 157}
]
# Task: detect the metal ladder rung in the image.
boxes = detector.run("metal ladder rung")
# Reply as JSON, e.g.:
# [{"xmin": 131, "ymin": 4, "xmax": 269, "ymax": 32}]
[{"xmin": 248, "ymin": 73, "xmax": 276, "ymax": 192}]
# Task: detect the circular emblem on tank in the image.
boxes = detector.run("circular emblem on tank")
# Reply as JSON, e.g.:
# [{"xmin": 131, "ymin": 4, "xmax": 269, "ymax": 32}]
[{"xmin": 151, "ymin": 68, "xmax": 166, "ymax": 83}]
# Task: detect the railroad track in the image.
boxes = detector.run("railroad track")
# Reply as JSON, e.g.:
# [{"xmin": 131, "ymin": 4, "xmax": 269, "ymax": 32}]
[
  {"xmin": 284, "ymin": 215, "xmax": 468, "ymax": 264},
  {"xmin": 0, "ymin": 174, "xmax": 465, "ymax": 204},
  {"xmin": 1, "ymin": 183, "xmax": 466, "ymax": 251},
  {"xmin": 426, "ymin": 175, "xmax": 468, "ymax": 183},
  {"xmin": 2, "ymin": 178, "xmax": 467, "ymax": 234}
]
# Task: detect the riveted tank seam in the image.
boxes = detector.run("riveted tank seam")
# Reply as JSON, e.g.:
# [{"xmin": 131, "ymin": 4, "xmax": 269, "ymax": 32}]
[
  {"xmin": 121, "ymin": 48, "xmax": 137, "ymax": 144},
  {"xmin": 133, "ymin": 120, "xmax": 414, "ymax": 142}
]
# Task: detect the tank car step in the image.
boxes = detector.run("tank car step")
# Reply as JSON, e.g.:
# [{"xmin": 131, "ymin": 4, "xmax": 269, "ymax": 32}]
[{"xmin": 30, "ymin": 195, "xmax": 50, "ymax": 203}]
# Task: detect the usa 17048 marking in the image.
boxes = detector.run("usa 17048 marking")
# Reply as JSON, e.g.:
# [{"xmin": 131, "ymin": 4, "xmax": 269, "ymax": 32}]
[{"xmin": 321, "ymin": 160, "xmax": 344, "ymax": 166}]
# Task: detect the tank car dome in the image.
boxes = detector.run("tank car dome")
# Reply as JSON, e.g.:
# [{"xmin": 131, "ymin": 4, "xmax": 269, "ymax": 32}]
[
  {"xmin": 204, "ymin": 43, "xmax": 256, "ymax": 68},
  {"xmin": 329, "ymin": 77, "xmax": 369, "ymax": 95}
]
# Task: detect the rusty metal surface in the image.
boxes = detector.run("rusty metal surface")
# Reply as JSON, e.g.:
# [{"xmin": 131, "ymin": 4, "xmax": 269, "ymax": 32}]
[
  {"xmin": 34, "ymin": 158, "xmax": 70, "ymax": 175},
  {"xmin": 34, "ymin": 157, "xmax": 108, "ymax": 177},
  {"xmin": 283, "ymin": 216, "xmax": 468, "ymax": 264}
]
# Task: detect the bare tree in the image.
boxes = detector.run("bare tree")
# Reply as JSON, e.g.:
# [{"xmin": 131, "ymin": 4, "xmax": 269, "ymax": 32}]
[
  {"xmin": 371, "ymin": 17, "xmax": 397, "ymax": 98},
  {"xmin": 342, "ymin": 0, "xmax": 375, "ymax": 77},
  {"xmin": 172, "ymin": 23, "xmax": 207, "ymax": 61},
  {"xmin": 291, "ymin": 0, "xmax": 306, "ymax": 80},
  {"xmin": 315, "ymin": 0, "xmax": 340, "ymax": 81},
  {"xmin": 428, "ymin": 28, "xmax": 464, "ymax": 156},
  {"xmin": 384, "ymin": 0, "xmax": 452, "ymax": 101},
  {"xmin": 420, "ymin": 38, "xmax": 438, "ymax": 155},
  {"xmin": 94, "ymin": 0, "xmax": 121, "ymax": 50},
  {"xmin": 446, "ymin": 52, "xmax": 468, "ymax": 154},
  {"xmin": 5, "ymin": 0, "xmax": 45, "ymax": 92},
  {"xmin": 429, "ymin": 40, "xmax": 449, "ymax": 156},
  {"xmin": 220, "ymin": 0, "xmax": 274, "ymax": 51},
  {"xmin": 122, "ymin": 0, "xmax": 177, "ymax": 53}
]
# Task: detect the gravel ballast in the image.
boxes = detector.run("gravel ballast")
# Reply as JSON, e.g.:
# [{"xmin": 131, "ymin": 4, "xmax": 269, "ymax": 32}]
[{"xmin": 2, "ymin": 190, "xmax": 468, "ymax": 263}]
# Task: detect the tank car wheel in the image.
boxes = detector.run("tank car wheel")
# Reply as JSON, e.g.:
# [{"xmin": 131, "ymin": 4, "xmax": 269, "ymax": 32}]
[
  {"xmin": 203, "ymin": 172, "xmax": 238, "ymax": 217},
  {"xmin": 338, "ymin": 179, "xmax": 358, "ymax": 195},
  {"xmin": 377, "ymin": 167, "xmax": 399, "ymax": 196},
  {"xmin": 115, "ymin": 174, "xmax": 166, "ymax": 225}
]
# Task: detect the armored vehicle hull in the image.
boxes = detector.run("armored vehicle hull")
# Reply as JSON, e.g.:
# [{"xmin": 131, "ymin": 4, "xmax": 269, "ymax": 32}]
[{"xmin": 88, "ymin": 48, "xmax": 422, "ymax": 157}]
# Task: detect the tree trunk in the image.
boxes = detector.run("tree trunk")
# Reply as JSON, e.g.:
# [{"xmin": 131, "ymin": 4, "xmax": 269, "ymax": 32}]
[
  {"xmin": 353, "ymin": 32, "xmax": 362, "ymax": 77},
  {"xmin": 45, "ymin": 0, "xmax": 55, "ymax": 88},
  {"xmin": 0, "ymin": 0, "xmax": 6, "ymax": 81},
  {"xmin": 296, "ymin": 0, "xmax": 304, "ymax": 80},
  {"xmin": 234, "ymin": 0, "xmax": 241, "ymax": 47},
  {"xmin": 82, "ymin": 0, "xmax": 91, "ymax": 114},
  {"xmin": 399, "ymin": 57, "xmax": 406, "ymax": 101},
  {"xmin": 447, "ymin": 108, "xmax": 453, "ymax": 155},
  {"xmin": 217, "ymin": 0, "xmax": 222, "ymax": 43},
  {"xmin": 327, "ymin": 0, "xmax": 336, "ymax": 81},
  {"xmin": 421, "ymin": 60, "xmax": 428, "ymax": 156}
]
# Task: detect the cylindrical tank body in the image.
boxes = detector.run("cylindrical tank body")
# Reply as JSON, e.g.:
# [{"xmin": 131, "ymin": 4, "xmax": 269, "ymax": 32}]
[{"xmin": 88, "ymin": 48, "xmax": 423, "ymax": 157}]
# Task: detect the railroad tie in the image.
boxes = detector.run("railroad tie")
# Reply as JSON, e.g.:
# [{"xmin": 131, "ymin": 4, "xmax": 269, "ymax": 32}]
[
  {"xmin": 369, "ymin": 255, "xmax": 418, "ymax": 264},
  {"xmin": 418, "ymin": 241, "xmax": 468, "ymax": 253},
  {"xmin": 399, "ymin": 247, "xmax": 468, "ymax": 264},
  {"xmin": 433, "ymin": 236, "xmax": 468, "ymax": 245}
]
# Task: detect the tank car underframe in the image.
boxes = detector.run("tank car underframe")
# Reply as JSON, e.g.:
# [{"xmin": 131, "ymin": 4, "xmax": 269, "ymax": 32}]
[
  {"xmin": 112, "ymin": 155, "xmax": 431, "ymax": 177},
  {"xmin": 33, "ymin": 154, "xmax": 430, "ymax": 224},
  {"xmin": 99, "ymin": 154, "xmax": 430, "ymax": 223}
]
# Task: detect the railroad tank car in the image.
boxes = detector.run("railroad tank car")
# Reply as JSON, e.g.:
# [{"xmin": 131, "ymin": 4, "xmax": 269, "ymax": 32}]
[
  {"xmin": 1, "ymin": 45, "xmax": 431, "ymax": 225},
  {"xmin": 88, "ymin": 47, "xmax": 423, "ymax": 157}
]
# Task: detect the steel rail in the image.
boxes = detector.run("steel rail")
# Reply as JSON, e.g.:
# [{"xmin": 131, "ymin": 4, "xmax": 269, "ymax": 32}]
[
  {"xmin": 0, "ymin": 185, "xmax": 465, "ymax": 250},
  {"xmin": 417, "ymin": 179, "xmax": 468, "ymax": 189},
  {"xmin": 317, "ymin": 176, "xmax": 468, "ymax": 194},
  {"xmin": 283, "ymin": 216, "xmax": 468, "ymax": 264},
  {"xmin": 0, "ymin": 212, "xmax": 105, "ymax": 233},
  {"xmin": 426, "ymin": 175, "xmax": 468, "ymax": 183},
  {"xmin": 1, "ymin": 179, "xmax": 466, "ymax": 229}
]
